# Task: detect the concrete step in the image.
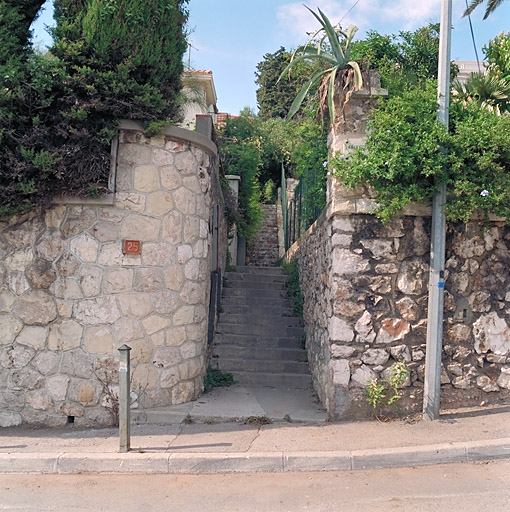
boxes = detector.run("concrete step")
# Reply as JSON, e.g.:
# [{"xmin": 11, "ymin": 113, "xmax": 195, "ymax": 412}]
[
  {"xmin": 213, "ymin": 333, "xmax": 303, "ymax": 349},
  {"xmin": 224, "ymin": 279, "xmax": 286, "ymax": 291},
  {"xmin": 224, "ymin": 272, "xmax": 287, "ymax": 284},
  {"xmin": 219, "ymin": 303, "xmax": 294, "ymax": 316},
  {"xmin": 220, "ymin": 297, "xmax": 291, "ymax": 310},
  {"xmin": 212, "ymin": 344, "xmax": 306, "ymax": 361},
  {"xmin": 233, "ymin": 266, "xmax": 283, "ymax": 275},
  {"xmin": 218, "ymin": 313, "xmax": 302, "ymax": 328},
  {"xmin": 216, "ymin": 323, "xmax": 303, "ymax": 337},
  {"xmin": 221, "ymin": 371, "xmax": 312, "ymax": 388},
  {"xmin": 216, "ymin": 358, "xmax": 309, "ymax": 374},
  {"xmin": 223, "ymin": 288, "xmax": 287, "ymax": 300}
]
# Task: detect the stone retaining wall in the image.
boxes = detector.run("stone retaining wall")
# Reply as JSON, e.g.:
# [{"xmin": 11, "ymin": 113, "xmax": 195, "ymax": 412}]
[
  {"xmin": 0, "ymin": 120, "xmax": 226, "ymax": 427},
  {"xmin": 289, "ymin": 181, "xmax": 510, "ymax": 419}
]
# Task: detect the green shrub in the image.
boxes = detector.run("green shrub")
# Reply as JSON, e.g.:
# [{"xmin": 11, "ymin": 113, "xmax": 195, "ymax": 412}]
[{"xmin": 0, "ymin": 0, "xmax": 189, "ymax": 218}]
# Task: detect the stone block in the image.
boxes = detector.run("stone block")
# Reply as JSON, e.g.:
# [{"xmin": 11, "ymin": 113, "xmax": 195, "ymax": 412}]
[
  {"xmin": 133, "ymin": 268, "xmax": 164, "ymax": 292},
  {"xmin": 32, "ymin": 351, "xmax": 61, "ymax": 375},
  {"xmin": 0, "ymin": 344, "xmax": 35, "ymax": 369},
  {"xmin": 146, "ymin": 191, "xmax": 174, "ymax": 216},
  {"xmin": 47, "ymin": 375, "xmax": 70, "ymax": 401},
  {"xmin": 0, "ymin": 412, "xmax": 22, "ymax": 427},
  {"xmin": 118, "ymin": 293, "xmax": 153, "ymax": 319},
  {"xmin": 121, "ymin": 215, "xmax": 161, "ymax": 242},
  {"xmin": 396, "ymin": 259, "xmax": 428, "ymax": 295},
  {"xmin": 74, "ymin": 297, "xmax": 121, "ymax": 325},
  {"xmin": 171, "ymin": 381, "xmax": 196, "ymax": 404},
  {"xmin": 173, "ymin": 188, "xmax": 196, "ymax": 215},
  {"xmin": 162, "ymin": 211, "xmax": 183, "ymax": 244},
  {"xmin": 331, "ymin": 359, "xmax": 350, "ymax": 386},
  {"xmin": 25, "ymin": 259, "xmax": 57, "ymax": 289},
  {"xmin": 16, "ymin": 326, "xmax": 47, "ymax": 350},
  {"xmin": 70, "ymin": 233, "xmax": 99, "ymax": 263},
  {"xmin": 152, "ymin": 289, "xmax": 181, "ymax": 316},
  {"xmin": 68, "ymin": 380, "xmax": 101, "ymax": 406},
  {"xmin": 9, "ymin": 367, "xmax": 44, "ymax": 390},
  {"xmin": 89, "ymin": 221, "xmax": 119, "ymax": 243},
  {"xmin": 174, "ymin": 152, "xmax": 198, "ymax": 175},
  {"xmin": 56, "ymin": 252, "xmax": 80, "ymax": 277},
  {"xmin": 473, "ymin": 312, "xmax": 510, "ymax": 355},
  {"xmin": 83, "ymin": 326, "xmax": 115, "ymax": 354},
  {"xmin": 103, "ymin": 268, "xmax": 133, "ymax": 294},
  {"xmin": 131, "ymin": 364, "xmax": 159, "ymax": 391},
  {"xmin": 78, "ymin": 265, "xmax": 103, "ymax": 297},
  {"xmin": 115, "ymin": 192, "xmax": 146, "ymax": 213},
  {"xmin": 35, "ymin": 233, "xmax": 66, "ymax": 262},
  {"xmin": 129, "ymin": 338, "xmax": 153, "ymax": 364},
  {"xmin": 362, "ymin": 348, "xmax": 389, "ymax": 366},
  {"xmin": 496, "ymin": 366, "xmax": 510, "ymax": 390},
  {"xmin": 0, "ymin": 314, "xmax": 23, "ymax": 345},
  {"xmin": 376, "ymin": 318, "xmax": 411, "ymax": 344},
  {"xmin": 5, "ymin": 247, "xmax": 34, "ymax": 272},
  {"xmin": 152, "ymin": 347, "xmax": 180, "ymax": 369},
  {"xmin": 61, "ymin": 350, "xmax": 93, "ymax": 379},
  {"xmin": 48, "ymin": 320, "xmax": 83, "ymax": 351},
  {"xmin": 45, "ymin": 206, "xmax": 66, "ymax": 229},
  {"xmin": 8, "ymin": 272, "xmax": 30, "ymax": 295},
  {"xmin": 330, "ymin": 317, "xmax": 355, "ymax": 342},
  {"xmin": 0, "ymin": 288, "xmax": 16, "ymax": 313},
  {"xmin": 134, "ymin": 165, "xmax": 159, "ymax": 192},
  {"xmin": 113, "ymin": 318, "xmax": 144, "ymax": 343},
  {"xmin": 142, "ymin": 242, "xmax": 177, "ymax": 266},
  {"xmin": 351, "ymin": 365, "xmax": 377, "ymax": 388},
  {"xmin": 142, "ymin": 315, "xmax": 170, "ymax": 335},
  {"xmin": 26, "ymin": 389, "xmax": 54, "ymax": 411},
  {"xmin": 160, "ymin": 166, "xmax": 182, "ymax": 191}
]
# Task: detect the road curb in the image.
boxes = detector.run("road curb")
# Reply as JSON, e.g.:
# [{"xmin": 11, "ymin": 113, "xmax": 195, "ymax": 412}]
[{"xmin": 1, "ymin": 439, "xmax": 509, "ymax": 475}]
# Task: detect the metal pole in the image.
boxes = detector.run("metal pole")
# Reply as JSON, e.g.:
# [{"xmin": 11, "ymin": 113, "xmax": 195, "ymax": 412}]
[
  {"xmin": 423, "ymin": 0, "xmax": 452, "ymax": 420},
  {"xmin": 118, "ymin": 344, "xmax": 131, "ymax": 452}
]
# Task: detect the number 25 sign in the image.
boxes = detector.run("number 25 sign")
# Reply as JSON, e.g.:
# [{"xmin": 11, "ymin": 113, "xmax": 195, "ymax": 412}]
[{"xmin": 123, "ymin": 240, "xmax": 141, "ymax": 255}]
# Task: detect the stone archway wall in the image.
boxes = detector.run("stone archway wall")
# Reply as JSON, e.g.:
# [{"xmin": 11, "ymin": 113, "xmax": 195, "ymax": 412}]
[{"xmin": 0, "ymin": 121, "xmax": 226, "ymax": 427}]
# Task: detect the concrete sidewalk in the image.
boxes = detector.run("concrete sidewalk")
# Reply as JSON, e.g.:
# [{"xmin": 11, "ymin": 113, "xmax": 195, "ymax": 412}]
[{"xmin": 1, "ymin": 385, "xmax": 509, "ymax": 475}]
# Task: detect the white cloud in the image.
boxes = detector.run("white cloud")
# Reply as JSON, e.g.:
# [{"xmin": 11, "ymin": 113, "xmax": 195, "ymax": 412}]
[{"xmin": 276, "ymin": 0, "xmax": 465, "ymax": 45}]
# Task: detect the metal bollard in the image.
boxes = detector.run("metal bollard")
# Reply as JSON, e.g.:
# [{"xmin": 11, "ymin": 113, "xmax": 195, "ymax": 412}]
[{"xmin": 118, "ymin": 344, "xmax": 131, "ymax": 453}]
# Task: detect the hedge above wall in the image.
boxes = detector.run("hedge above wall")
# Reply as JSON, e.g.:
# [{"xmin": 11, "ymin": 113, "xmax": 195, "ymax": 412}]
[{"xmin": 0, "ymin": 0, "xmax": 189, "ymax": 219}]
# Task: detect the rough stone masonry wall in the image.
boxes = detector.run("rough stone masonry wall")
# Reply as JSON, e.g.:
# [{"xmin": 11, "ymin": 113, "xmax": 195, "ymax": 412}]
[
  {"xmin": 0, "ymin": 121, "xmax": 226, "ymax": 427},
  {"xmin": 291, "ymin": 191, "xmax": 510, "ymax": 419}
]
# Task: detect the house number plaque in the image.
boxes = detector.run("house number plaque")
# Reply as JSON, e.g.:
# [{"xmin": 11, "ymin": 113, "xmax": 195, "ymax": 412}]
[{"xmin": 123, "ymin": 240, "xmax": 141, "ymax": 255}]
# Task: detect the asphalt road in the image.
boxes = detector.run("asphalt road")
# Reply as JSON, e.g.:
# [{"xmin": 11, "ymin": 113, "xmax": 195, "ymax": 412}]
[{"xmin": 1, "ymin": 460, "xmax": 509, "ymax": 511}]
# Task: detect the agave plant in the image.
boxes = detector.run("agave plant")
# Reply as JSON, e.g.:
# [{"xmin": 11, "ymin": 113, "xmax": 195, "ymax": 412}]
[
  {"xmin": 453, "ymin": 72, "xmax": 510, "ymax": 114},
  {"xmin": 278, "ymin": 6, "xmax": 363, "ymax": 122}
]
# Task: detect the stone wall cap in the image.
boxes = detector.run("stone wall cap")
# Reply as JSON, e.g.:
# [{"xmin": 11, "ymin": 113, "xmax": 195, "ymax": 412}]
[
  {"xmin": 118, "ymin": 120, "xmax": 218, "ymax": 157},
  {"xmin": 225, "ymin": 175, "xmax": 241, "ymax": 181}
]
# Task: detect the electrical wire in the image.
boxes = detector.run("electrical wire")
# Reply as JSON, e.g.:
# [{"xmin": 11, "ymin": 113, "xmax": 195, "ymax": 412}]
[
  {"xmin": 339, "ymin": 0, "xmax": 361, "ymax": 24},
  {"xmin": 465, "ymin": 0, "xmax": 482, "ymax": 72}
]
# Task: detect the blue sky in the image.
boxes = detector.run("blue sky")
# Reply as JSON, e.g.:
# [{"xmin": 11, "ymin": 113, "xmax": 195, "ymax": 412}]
[{"xmin": 32, "ymin": 0, "xmax": 510, "ymax": 115}]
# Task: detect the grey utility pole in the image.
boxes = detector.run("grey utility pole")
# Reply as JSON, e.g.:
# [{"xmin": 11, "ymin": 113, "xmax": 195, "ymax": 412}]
[{"xmin": 423, "ymin": 0, "xmax": 452, "ymax": 420}]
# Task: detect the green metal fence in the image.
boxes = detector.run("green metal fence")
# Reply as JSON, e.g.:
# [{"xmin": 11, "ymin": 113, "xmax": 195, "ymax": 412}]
[{"xmin": 281, "ymin": 164, "xmax": 326, "ymax": 252}]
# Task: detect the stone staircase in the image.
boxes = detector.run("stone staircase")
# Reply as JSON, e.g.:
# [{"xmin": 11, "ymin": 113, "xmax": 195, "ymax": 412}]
[
  {"xmin": 247, "ymin": 204, "xmax": 279, "ymax": 266},
  {"xmin": 211, "ymin": 266, "xmax": 311, "ymax": 388}
]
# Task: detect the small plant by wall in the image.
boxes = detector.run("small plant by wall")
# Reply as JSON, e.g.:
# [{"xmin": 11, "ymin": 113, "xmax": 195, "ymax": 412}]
[
  {"xmin": 203, "ymin": 367, "xmax": 234, "ymax": 393},
  {"xmin": 365, "ymin": 361, "xmax": 409, "ymax": 418},
  {"xmin": 282, "ymin": 260, "xmax": 303, "ymax": 317}
]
